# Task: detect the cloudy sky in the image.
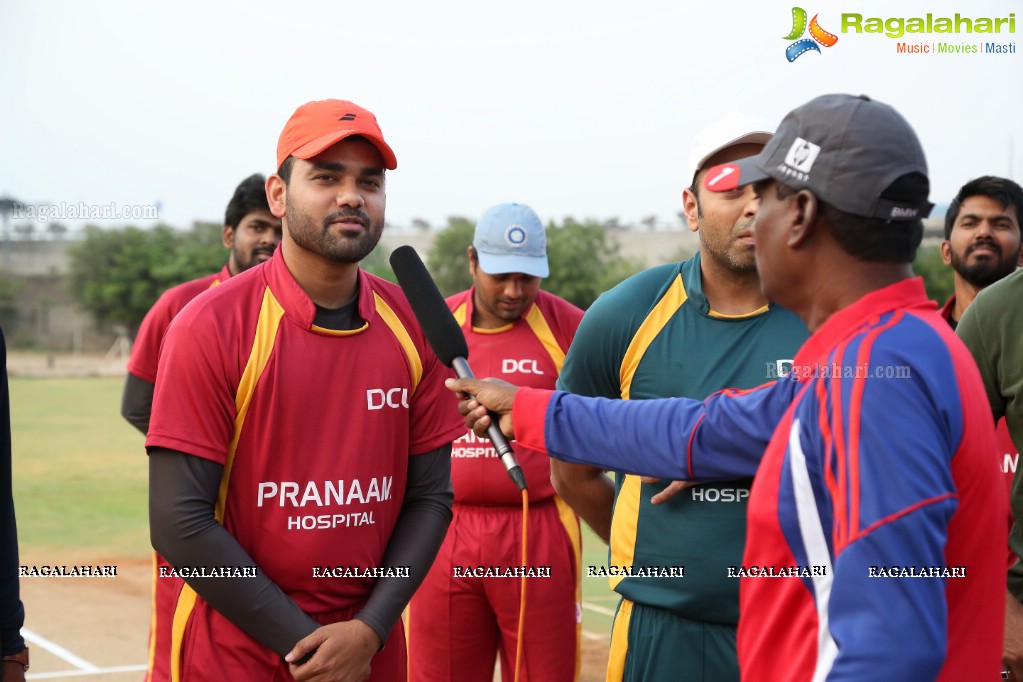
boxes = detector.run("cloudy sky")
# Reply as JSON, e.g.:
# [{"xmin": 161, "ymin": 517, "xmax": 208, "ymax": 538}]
[{"xmin": 1, "ymin": 0, "xmax": 1019, "ymax": 232}]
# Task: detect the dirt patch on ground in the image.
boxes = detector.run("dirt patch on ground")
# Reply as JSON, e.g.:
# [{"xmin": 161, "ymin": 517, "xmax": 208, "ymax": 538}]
[
  {"xmin": 20, "ymin": 553, "xmax": 609, "ymax": 681},
  {"xmin": 579, "ymin": 638, "xmax": 609, "ymax": 681},
  {"xmin": 19, "ymin": 554, "xmax": 151, "ymax": 680}
]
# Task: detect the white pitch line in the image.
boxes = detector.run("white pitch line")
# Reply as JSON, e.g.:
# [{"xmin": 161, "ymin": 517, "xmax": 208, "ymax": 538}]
[
  {"xmin": 21, "ymin": 629, "xmax": 99, "ymax": 672},
  {"xmin": 581, "ymin": 601, "xmax": 616, "ymax": 616},
  {"xmin": 28, "ymin": 664, "xmax": 147, "ymax": 680},
  {"xmin": 581, "ymin": 629, "xmax": 606, "ymax": 641}
]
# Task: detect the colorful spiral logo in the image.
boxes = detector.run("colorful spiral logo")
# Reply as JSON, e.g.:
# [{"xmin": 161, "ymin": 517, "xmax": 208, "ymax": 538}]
[{"xmin": 784, "ymin": 7, "xmax": 839, "ymax": 62}]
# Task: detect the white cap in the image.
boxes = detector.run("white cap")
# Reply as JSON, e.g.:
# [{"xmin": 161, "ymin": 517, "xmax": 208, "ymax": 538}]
[{"xmin": 685, "ymin": 112, "xmax": 774, "ymax": 187}]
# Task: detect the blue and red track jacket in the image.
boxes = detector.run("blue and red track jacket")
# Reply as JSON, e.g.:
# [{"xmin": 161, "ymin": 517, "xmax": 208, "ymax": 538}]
[{"xmin": 513, "ymin": 278, "xmax": 1005, "ymax": 681}]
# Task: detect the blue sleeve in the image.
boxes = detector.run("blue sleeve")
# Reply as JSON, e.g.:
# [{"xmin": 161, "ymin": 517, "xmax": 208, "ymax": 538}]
[
  {"xmin": 811, "ymin": 337, "xmax": 959, "ymax": 678},
  {"xmin": 826, "ymin": 508, "xmax": 954, "ymax": 680},
  {"xmin": 543, "ymin": 377, "xmax": 799, "ymax": 480}
]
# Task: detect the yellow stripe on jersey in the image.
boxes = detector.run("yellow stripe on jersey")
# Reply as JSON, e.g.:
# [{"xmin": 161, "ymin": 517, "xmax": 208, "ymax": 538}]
[
  {"xmin": 452, "ymin": 302, "xmax": 467, "ymax": 327},
  {"xmin": 170, "ymin": 286, "xmax": 285, "ymax": 682},
  {"xmin": 619, "ymin": 274, "xmax": 687, "ymax": 400},
  {"xmin": 471, "ymin": 323, "xmax": 514, "ymax": 334},
  {"xmin": 524, "ymin": 303, "xmax": 568, "ymax": 371},
  {"xmin": 310, "ymin": 322, "xmax": 368, "ymax": 335},
  {"xmin": 554, "ymin": 495, "xmax": 583, "ymax": 681},
  {"xmin": 609, "ymin": 276, "xmax": 688, "ymax": 595},
  {"xmin": 170, "ymin": 586, "xmax": 198, "ymax": 682},
  {"xmin": 373, "ymin": 292, "xmax": 424, "ymax": 394},
  {"xmin": 609, "ymin": 475, "xmax": 642, "ymax": 592},
  {"xmin": 217, "ymin": 287, "xmax": 286, "ymax": 521},
  {"xmin": 403, "ymin": 605, "xmax": 411, "ymax": 680},
  {"xmin": 161, "ymin": 274, "xmax": 226, "ymax": 680},
  {"xmin": 707, "ymin": 302, "xmax": 770, "ymax": 319},
  {"xmin": 146, "ymin": 552, "xmax": 158, "ymax": 677},
  {"xmin": 607, "ymin": 598, "xmax": 634, "ymax": 682}
]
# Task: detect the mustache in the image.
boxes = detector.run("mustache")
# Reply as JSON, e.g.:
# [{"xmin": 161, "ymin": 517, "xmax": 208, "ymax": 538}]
[
  {"xmin": 966, "ymin": 240, "xmax": 1002, "ymax": 256},
  {"xmin": 734, "ymin": 218, "xmax": 754, "ymax": 235},
  {"xmin": 323, "ymin": 209, "xmax": 369, "ymax": 229}
]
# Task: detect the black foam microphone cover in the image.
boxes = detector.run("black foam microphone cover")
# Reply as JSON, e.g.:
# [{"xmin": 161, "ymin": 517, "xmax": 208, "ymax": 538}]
[
  {"xmin": 389, "ymin": 245, "xmax": 527, "ymax": 491},
  {"xmin": 389, "ymin": 245, "xmax": 468, "ymax": 365}
]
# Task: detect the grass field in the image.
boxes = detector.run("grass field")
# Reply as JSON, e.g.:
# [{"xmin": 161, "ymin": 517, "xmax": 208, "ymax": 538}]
[
  {"xmin": 580, "ymin": 526, "xmax": 618, "ymax": 641},
  {"xmin": 9, "ymin": 375, "xmax": 618, "ymax": 648},
  {"xmin": 10, "ymin": 376, "xmax": 149, "ymax": 558}
]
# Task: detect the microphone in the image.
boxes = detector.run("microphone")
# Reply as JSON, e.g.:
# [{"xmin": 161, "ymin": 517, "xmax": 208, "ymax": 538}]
[{"xmin": 389, "ymin": 245, "xmax": 527, "ymax": 491}]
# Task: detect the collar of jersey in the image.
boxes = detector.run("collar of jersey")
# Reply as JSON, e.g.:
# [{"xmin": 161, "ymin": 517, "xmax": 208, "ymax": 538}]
[
  {"xmin": 461, "ymin": 286, "xmax": 527, "ymax": 334},
  {"xmin": 215, "ymin": 263, "xmax": 233, "ymax": 284},
  {"xmin": 264, "ymin": 250, "xmax": 376, "ymax": 332},
  {"xmin": 793, "ymin": 277, "xmax": 935, "ymax": 369},
  {"xmin": 684, "ymin": 252, "xmax": 771, "ymax": 320}
]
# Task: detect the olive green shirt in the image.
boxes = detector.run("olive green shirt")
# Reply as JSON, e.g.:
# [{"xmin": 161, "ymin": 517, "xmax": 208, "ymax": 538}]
[{"xmin": 957, "ymin": 268, "xmax": 1023, "ymax": 599}]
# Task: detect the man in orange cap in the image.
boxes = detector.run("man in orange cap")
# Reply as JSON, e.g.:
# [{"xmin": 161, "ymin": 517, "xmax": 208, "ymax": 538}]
[{"xmin": 146, "ymin": 99, "xmax": 463, "ymax": 681}]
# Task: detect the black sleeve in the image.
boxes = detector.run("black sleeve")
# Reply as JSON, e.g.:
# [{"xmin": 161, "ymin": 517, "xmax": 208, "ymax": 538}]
[
  {"xmin": 121, "ymin": 373, "xmax": 155, "ymax": 435},
  {"xmin": 0, "ymin": 326, "xmax": 26, "ymax": 656},
  {"xmin": 354, "ymin": 445, "xmax": 453, "ymax": 644},
  {"xmin": 148, "ymin": 448, "xmax": 319, "ymax": 655}
]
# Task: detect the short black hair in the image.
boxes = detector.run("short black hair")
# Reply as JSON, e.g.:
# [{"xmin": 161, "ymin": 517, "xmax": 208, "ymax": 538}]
[
  {"xmin": 776, "ymin": 173, "xmax": 926, "ymax": 264},
  {"xmin": 277, "ymin": 157, "xmax": 295, "ymax": 185},
  {"xmin": 944, "ymin": 175, "xmax": 1023, "ymax": 239},
  {"xmin": 224, "ymin": 173, "xmax": 269, "ymax": 228}
]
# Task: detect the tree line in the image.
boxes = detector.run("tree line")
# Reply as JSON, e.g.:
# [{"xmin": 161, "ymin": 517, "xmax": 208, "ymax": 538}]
[
  {"xmin": 67, "ymin": 218, "xmax": 646, "ymax": 334},
  {"xmin": 64, "ymin": 218, "xmax": 956, "ymax": 335}
]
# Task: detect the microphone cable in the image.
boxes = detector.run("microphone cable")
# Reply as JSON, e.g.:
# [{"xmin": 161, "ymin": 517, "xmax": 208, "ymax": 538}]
[{"xmin": 514, "ymin": 487, "xmax": 528, "ymax": 682}]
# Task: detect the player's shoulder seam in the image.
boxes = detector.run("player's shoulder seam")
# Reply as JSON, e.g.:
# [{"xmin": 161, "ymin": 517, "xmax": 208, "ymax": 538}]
[
  {"xmin": 588, "ymin": 267, "xmax": 678, "ymax": 318},
  {"xmin": 170, "ymin": 277, "xmax": 266, "ymax": 333},
  {"xmin": 872, "ymin": 311, "xmax": 947, "ymax": 352},
  {"xmin": 363, "ymin": 269, "xmax": 401, "ymax": 292},
  {"xmin": 535, "ymin": 290, "xmax": 584, "ymax": 319},
  {"xmin": 163, "ymin": 272, "xmax": 219, "ymax": 295}
]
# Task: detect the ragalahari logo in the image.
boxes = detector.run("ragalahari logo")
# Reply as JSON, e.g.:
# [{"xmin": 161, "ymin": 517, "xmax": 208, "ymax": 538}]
[{"xmin": 784, "ymin": 7, "xmax": 839, "ymax": 61}]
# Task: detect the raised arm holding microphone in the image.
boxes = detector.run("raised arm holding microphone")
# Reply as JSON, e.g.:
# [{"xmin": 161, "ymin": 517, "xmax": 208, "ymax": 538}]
[{"xmin": 448, "ymin": 93, "xmax": 1006, "ymax": 682}]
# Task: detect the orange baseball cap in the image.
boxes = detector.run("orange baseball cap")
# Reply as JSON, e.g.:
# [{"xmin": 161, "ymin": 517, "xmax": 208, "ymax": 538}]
[{"xmin": 275, "ymin": 99, "xmax": 397, "ymax": 170}]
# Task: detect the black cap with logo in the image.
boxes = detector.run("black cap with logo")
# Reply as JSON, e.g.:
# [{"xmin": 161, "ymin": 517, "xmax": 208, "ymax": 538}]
[{"xmin": 703, "ymin": 93, "xmax": 934, "ymax": 222}]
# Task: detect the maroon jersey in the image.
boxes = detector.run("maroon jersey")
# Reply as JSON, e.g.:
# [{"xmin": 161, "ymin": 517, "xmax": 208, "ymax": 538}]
[
  {"xmin": 131, "ymin": 265, "xmax": 233, "ymax": 682},
  {"xmin": 446, "ymin": 288, "xmax": 583, "ymax": 505},
  {"xmin": 147, "ymin": 252, "xmax": 463, "ymax": 614},
  {"xmin": 407, "ymin": 288, "xmax": 583, "ymax": 680},
  {"xmin": 127, "ymin": 264, "xmax": 232, "ymax": 383}
]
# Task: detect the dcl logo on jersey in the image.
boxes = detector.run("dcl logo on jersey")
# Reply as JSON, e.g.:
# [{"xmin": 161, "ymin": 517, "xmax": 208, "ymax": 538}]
[
  {"xmin": 366, "ymin": 388, "xmax": 409, "ymax": 410},
  {"xmin": 502, "ymin": 359, "xmax": 545, "ymax": 375}
]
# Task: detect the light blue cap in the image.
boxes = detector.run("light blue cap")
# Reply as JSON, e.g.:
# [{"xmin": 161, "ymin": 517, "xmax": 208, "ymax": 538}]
[{"xmin": 472, "ymin": 203, "xmax": 549, "ymax": 278}]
